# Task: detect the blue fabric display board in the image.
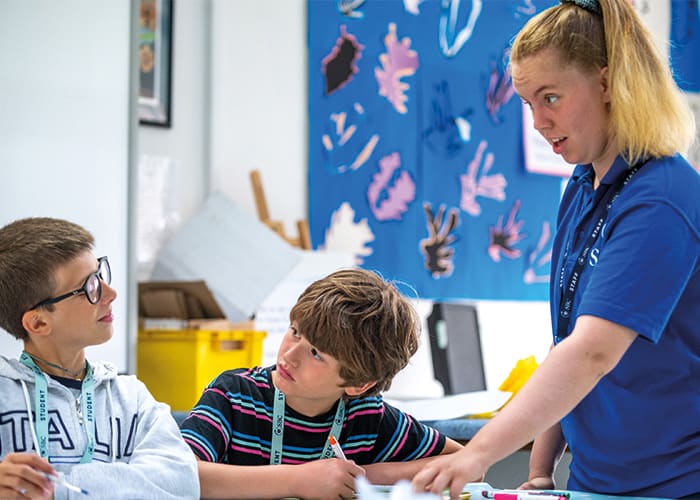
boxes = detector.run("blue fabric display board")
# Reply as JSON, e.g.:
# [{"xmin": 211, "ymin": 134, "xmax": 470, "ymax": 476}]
[
  {"xmin": 308, "ymin": 0, "xmax": 561, "ymax": 301},
  {"xmin": 670, "ymin": 0, "xmax": 700, "ymax": 92}
]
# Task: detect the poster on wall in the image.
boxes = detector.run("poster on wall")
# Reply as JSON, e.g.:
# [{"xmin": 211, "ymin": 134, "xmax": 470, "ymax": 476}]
[
  {"xmin": 138, "ymin": 0, "xmax": 173, "ymax": 127},
  {"xmin": 307, "ymin": 0, "xmax": 563, "ymax": 301},
  {"xmin": 669, "ymin": 0, "xmax": 700, "ymax": 170},
  {"xmin": 670, "ymin": 0, "xmax": 700, "ymax": 93}
]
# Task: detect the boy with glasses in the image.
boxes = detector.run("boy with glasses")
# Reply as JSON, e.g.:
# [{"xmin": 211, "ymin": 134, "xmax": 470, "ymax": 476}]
[{"xmin": 0, "ymin": 217, "xmax": 199, "ymax": 499}]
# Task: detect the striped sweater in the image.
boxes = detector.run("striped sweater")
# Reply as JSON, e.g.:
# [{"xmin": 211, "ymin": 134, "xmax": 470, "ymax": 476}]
[{"xmin": 180, "ymin": 366, "xmax": 445, "ymax": 465}]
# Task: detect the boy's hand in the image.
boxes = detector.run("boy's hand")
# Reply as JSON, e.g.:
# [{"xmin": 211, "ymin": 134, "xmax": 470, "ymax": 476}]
[
  {"xmin": 0, "ymin": 453, "xmax": 54, "ymax": 499},
  {"xmin": 294, "ymin": 458, "xmax": 365, "ymax": 499}
]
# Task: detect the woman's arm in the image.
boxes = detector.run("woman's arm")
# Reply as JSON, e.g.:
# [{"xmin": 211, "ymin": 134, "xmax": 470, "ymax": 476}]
[
  {"xmin": 413, "ymin": 315, "xmax": 637, "ymax": 499},
  {"xmin": 364, "ymin": 437, "xmax": 462, "ymax": 485},
  {"xmin": 519, "ymin": 423, "xmax": 567, "ymax": 490},
  {"xmin": 519, "ymin": 343, "xmax": 567, "ymax": 490}
]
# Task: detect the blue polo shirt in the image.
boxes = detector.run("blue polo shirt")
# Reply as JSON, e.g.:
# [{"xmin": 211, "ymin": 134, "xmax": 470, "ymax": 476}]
[{"xmin": 550, "ymin": 154, "xmax": 700, "ymax": 496}]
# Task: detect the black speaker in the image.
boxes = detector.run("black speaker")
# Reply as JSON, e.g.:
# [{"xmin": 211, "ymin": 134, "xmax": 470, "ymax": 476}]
[{"xmin": 427, "ymin": 302, "xmax": 486, "ymax": 394}]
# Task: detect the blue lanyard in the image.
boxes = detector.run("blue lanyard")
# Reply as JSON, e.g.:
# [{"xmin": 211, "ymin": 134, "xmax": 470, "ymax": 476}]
[
  {"xmin": 556, "ymin": 165, "xmax": 641, "ymax": 342},
  {"xmin": 270, "ymin": 388, "xmax": 345, "ymax": 465},
  {"xmin": 20, "ymin": 352, "xmax": 96, "ymax": 463}
]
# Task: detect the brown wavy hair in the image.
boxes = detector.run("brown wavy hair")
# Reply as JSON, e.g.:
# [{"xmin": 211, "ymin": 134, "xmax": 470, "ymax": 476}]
[{"xmin": 290, "ymin": 268, "xmax": 420, "ymax": 397}]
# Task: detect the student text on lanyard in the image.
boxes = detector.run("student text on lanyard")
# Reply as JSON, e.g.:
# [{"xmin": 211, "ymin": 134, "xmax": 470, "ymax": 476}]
[
  {"xmin": 20, "ymin": 351, "xmax": 96, "ymax": 463},
  {"xmin": 556, "ymin": 164, "xmax": 642, "ymax": 343},
  {"xmin": 270, "ymin": 387, "xmax": 345, "ymax": 464}
]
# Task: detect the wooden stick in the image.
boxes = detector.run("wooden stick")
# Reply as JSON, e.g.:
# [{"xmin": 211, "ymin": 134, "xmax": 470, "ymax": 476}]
[
  {"xmin": 250, "ymin": 169, "xmax": 309, "ymax": 249},
  {"xmin": 249, "ymin": 170, "xmax": 270, "ymax": 223},
  {"xmin": 297, "ymin": 220, "xmax": 311, "ymax": 250}
]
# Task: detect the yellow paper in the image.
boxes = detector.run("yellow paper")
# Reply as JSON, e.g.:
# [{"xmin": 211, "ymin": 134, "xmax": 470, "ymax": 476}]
[{"xmin": 468, "ymin": 356, "xmax": 539, "ymax": 419}]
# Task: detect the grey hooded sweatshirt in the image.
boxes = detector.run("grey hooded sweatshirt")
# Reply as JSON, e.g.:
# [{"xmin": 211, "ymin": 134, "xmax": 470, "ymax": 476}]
[{"xmin": 0, "ymin": 355, "xmax": 199, "ymax": 499}]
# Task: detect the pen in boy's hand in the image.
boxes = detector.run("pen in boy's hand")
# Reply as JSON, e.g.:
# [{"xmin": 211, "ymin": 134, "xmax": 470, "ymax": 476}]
[
  {"xmin": 42, "ymin": 472, "xmax": 90, "ymax": 495},
  {"xmin": 328, "ymin": 435, "xmax": 347, "ymax": 460}
]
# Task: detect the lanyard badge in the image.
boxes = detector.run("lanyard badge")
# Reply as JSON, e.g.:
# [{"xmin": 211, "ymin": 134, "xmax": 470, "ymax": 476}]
[
  {"xmin": 20, "ymin": 352, "xmax": 96, "ymax": 463},
  {"xmin": 270, "ymin": 387, "xmax": 346, "ymax": 465},
  {"xmin": 556, "ymin": 165, "xmax": 641, "ymax": 342}
]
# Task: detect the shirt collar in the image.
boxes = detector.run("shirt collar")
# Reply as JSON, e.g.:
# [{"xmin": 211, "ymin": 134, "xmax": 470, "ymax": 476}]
[
  {"xmin": 570, "ymin": 155, "xmax": 632, "ymax": 188},
  {"xmin": 571, "ymin": 163, "xmax": 594, "ymax": 187},
  {"xmin": 599, "ymin": 155, "xmax": 634, "ymax": 186}
]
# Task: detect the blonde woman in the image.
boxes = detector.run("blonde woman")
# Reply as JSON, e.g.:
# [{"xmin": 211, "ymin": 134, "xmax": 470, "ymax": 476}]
[{"xmin": 413, "ymin": 0, "xmax": 699, "ymax": 497}]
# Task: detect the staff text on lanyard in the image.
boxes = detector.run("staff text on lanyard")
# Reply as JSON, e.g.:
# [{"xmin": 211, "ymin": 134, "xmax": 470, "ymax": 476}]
[{"xmin": 557, "ymin": 164, "xmax": 641, "ymax": 343}]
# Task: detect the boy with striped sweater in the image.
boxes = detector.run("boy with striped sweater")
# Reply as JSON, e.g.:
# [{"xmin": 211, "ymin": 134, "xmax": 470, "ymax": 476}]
[{"xmin": 180, "ymin": 268, "xmax": 461, "ymax": 499}]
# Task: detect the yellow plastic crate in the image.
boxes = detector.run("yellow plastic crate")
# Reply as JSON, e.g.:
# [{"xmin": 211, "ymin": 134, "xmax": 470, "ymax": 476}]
[{"xmin": 137, "ymin": 328, "xmax": 266, "ymax": 411}]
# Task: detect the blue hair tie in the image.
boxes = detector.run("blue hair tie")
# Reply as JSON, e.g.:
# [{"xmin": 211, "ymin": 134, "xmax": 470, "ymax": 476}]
[{"xmin": 560, "ymin": 0, "xmax": 601, "ymax": 15}]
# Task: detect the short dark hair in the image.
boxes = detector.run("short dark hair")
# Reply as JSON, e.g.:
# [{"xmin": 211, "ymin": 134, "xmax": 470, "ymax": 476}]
[
  {"xmin": 290, "ymin": 268, "xmax": 420, "ymax": 397},
  {"xmin": 0, "ymin": 217, "xmax": 94, "ymax": 340}
]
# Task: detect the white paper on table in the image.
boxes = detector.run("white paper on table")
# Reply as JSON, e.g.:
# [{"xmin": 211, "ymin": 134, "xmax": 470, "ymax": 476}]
[
  {"xmin": 355, "ymin": 476, "xmax": 440, "ymax": 500},
  {"xmin": 384, "ymin": 390, "xmax": 511, "ymax": 421},
  {"xmin": 356, "ymin": 477, "xmax": 493, "ymax": 499}
]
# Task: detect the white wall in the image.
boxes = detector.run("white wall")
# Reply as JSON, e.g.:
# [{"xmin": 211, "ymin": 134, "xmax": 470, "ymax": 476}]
[
  {"xmin": 209, "ymin": 0, "xmax": 308, "ymax": 239},
  {"xmin": 0, "ymin": 0, "xmax": 134, "ymax": 369},
  {"xmin": 136, "ymin": 0, "xmax": 211, "ymax": 280}
]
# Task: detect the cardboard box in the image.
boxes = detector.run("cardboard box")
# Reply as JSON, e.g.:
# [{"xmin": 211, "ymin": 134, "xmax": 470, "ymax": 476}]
[
  {"xmin": 137, "ymin": 280, "xmax": 265, "ymax": 411},
  {"xmin": 138, "ymin": 280, "xmax": 251, "ymax": 328}
]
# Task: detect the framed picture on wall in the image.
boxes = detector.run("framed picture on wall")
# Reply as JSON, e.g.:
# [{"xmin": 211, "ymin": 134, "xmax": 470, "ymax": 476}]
[{"xmin": 138, "ymin": 0, "xmax": 173, "ymax": 127}]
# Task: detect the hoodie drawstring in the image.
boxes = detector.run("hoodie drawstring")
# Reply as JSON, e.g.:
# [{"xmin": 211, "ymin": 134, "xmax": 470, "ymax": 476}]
[
  {"xmin": 106, "ymin": 379, "xmax": 116, "ymax": 462},
  {"xmin": 20, "ymin": 379, "xmax": 41, "ymax": 455}
]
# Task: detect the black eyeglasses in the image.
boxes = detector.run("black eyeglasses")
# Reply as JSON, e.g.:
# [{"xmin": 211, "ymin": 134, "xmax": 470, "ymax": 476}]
[{"xmin": 32, "ymin": 256, "xmax": 111, "ymax": 309}]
